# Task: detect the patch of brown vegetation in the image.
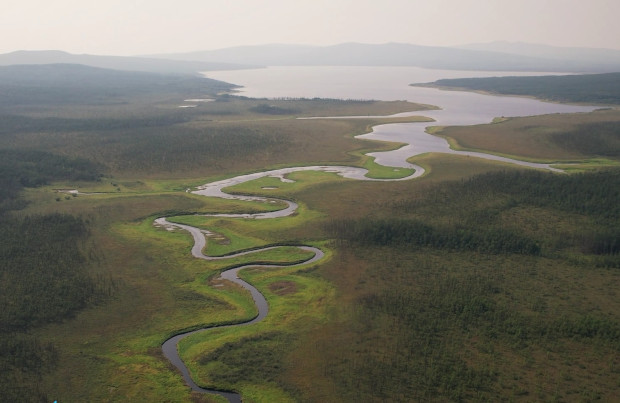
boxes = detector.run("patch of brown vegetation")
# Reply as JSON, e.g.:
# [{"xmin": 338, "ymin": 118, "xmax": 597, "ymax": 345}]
[
  {"xmin": 210, "ymin": 235, "xmax": 230, "ymax": 245},
  {"xmin": 268, "ymin": 281, "xmax": 298, "ymax": 296}
]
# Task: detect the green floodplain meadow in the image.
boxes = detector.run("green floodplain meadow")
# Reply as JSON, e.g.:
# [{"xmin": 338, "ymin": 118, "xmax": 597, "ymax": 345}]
[{"xmin": 1, "ymin": 67, "xmax": 620, "ymax": 402}]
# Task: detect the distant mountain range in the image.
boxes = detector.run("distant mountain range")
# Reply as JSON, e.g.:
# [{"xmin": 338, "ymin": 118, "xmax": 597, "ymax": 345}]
[
  {"xmin": 0, "ymin": 50, "xmax": 255, "ymax": 74},
  {"xmin": 457, "ymin": 41, "xmax": 620, "ymax": 73},
  {"xmin": 145, "ymin": 42, "xmax": 620, "ymax": 73},
  {"xmin": 2, "ymin": 42, "xmax": 619, "ymax": 74}
]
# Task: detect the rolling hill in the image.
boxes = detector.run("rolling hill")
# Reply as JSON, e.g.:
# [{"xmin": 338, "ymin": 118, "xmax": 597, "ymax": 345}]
[
  {"xmin": 0, "ymin": 50, "xmax": 255, "ymax": 74},
  {"xmin": 146, "ymin": 42, "xmax": 620, "ymax": 72}
]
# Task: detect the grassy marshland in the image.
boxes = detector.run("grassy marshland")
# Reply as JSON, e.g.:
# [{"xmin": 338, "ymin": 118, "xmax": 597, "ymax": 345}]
[{"xmin": 2, "ymin": 64, "xmax": 619, "ymax": 402}]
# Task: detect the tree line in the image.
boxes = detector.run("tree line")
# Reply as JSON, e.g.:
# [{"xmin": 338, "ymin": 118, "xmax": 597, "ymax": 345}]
[
  {"xmin": 0, "ymin": 113, "xmax": 193, "ymax": 135},
  {"xmin": 325, "ymin": 218, "xmax": 541, "ymax": 255},
  {"xmin": 0, "ymin": 149, "xmax": 101, "ymax": 214},
  {"xmin": 0, "ymin": 63, "xmax": 234, "ymax": 106},
  {"xmin": 393, "ymin": 169, "xmax": 620, "ymax": 260},
  {"xmin": 432, "ymin": 72, "xmax": 620, "ymax": 105}
]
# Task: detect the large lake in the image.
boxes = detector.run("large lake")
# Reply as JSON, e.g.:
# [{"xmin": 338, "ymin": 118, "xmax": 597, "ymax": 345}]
[{"xmin": 204, "ymin": 66, "xmax": 598, "ymax": 167}]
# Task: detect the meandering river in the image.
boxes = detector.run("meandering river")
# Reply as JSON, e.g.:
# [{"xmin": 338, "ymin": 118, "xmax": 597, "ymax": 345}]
[
  {"xmin": 161, "ymin": 66, "xmax": 599, "ymax": 402},
  {"xmin": 158, "ymin": 165, "xmax": 415, "ymax": 402},
  {"xmin": 159, "ymin": 212, "xmax": 325, "ymax": 403}
]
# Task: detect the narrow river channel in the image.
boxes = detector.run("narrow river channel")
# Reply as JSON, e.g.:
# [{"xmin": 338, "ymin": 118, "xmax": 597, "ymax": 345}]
[{"xmin": 158, "ymin": 166, "xmax": 413, "ymax": 402}]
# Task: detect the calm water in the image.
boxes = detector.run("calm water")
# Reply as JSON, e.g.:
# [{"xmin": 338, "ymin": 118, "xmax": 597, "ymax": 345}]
[
  {"xmin": 204, "ymin": 66, "xmax": 598, "ymax": 167},
  {"xmin": 205, "ymin": 66, "xmax": 560, "ymax": 101}
]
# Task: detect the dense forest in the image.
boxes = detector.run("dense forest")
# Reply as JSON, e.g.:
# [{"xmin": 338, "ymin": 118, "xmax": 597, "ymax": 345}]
[
  {"xmin": 329, "ymin": 170, "xmax": 620, "ymax": 262},
  {"xmin": 0, "ymin": 214, "xmax": 113, "ymax": 402},
  {"xmin": 421, "ymin": 72, "xmax": 620, "ymax": 105},
  {"xmin": 319, "ymin": 169, "xmax": 620, "ymax": 401},
  {"xmin": 0, "ymin": 212, "xmax": 112, "ymax": 402},
  {"xmin": 0, "ymin": 147, "xmax": 107, "ymax": 401},
  {"xmin": 0, "ymin": 63, "xmax": 235, "ymax": 106},
  {"xmin": 0, "ymin": 149, "xmax": 101, "ymax": 213}
]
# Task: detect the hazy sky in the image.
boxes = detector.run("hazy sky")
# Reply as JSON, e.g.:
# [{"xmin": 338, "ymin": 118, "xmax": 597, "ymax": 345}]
[{"xmin": 1, "ymin": 0, "xmax": 619, "ymax": 55}]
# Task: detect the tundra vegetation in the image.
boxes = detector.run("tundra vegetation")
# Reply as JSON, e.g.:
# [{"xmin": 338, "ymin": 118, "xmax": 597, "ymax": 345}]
[
  {"xmin": 417, "ymin": 72, "xmax": 620, "ymax": 105},
  {"xmin": 1, "ymin": 65, "xmax": 619, "ymax": 402}
]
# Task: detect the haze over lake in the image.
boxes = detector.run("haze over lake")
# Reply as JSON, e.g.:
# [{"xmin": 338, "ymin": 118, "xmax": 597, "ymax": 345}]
[
  {"xmin": 209, "ymin": 66, "xmax": 510, "ymax": 98},
  {"xmin": 205, "ymin": 66, "xmax": 598, "ymax": 167}
]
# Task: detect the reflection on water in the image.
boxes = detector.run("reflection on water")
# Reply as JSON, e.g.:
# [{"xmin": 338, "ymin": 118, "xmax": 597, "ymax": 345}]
[
  {"xmin": 205, "ymin": 66, "xmax": 560, "ymax": 101},
  {"xmin": 205, "ymin": 66, "xmax": 598, "ymax": 168}
]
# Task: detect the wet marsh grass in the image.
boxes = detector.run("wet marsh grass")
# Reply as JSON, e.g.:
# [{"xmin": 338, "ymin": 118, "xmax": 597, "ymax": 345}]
[
  {"xmin": 35, "ymin": 206, "xmax": 306, "ymax": 402},
  {"xmin": 362, "ymin": 156, "xmax": 416, "ymax": 179},
  {"xmin": 225, "ymin": 170, "xmax": 350, "ymax": 195},
  {"xmin": 178, "ymin": 245, "xmax": 335, "ymax": 398},
  {"xmin": 438, "ymin": 108, "xmax": 620, "ymax": 168},
  {"xmin": 167, "ymin": 216, "xmax": 276, "ymax": 256},
  {"xmin": 25, "ymin": 163, "xmax": 340, "ymax": 402},
  {"xmin": 191, "ymin": 97, "xmax": 431, "ymax": 121}
]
